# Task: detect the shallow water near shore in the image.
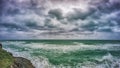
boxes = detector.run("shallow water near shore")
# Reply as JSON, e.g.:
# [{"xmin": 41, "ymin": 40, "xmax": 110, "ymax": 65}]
[{"xmin": 1, "ymin": 40, "xmax": 120, "ymax": 68}]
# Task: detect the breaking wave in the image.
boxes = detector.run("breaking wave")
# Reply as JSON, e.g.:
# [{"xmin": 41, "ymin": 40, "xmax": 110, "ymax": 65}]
[{"xmin": 1, "ymin": 41, "xmax": 120, "ymax": 68}]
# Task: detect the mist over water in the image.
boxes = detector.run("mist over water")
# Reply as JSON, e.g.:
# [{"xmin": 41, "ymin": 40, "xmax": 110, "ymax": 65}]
[{"xmin": 1, "ymin": 40, "xmax": 120, "ymax": 68}]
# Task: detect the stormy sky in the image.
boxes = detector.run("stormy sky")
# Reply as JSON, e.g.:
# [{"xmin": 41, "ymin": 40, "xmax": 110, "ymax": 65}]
[{"xmin": 0, "ymin": 0, "xmax": 120, "ymax": 40}]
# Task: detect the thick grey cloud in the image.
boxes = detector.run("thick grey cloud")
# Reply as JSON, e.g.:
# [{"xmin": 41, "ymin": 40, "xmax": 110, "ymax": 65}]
[
  {"xmin": 80, "ymin": 21, "xmax": 98, "ymax": 31},
  {"xmin": 48, "ymin": 9, "xmax": 63, "ymax": 20},
  {"xmin": 0, "ymin": 0, "xmax": 120, "ymax": 39},
  {"xmin": 66, "ymin": 8, "xmax": 96, "ymax": 20}
]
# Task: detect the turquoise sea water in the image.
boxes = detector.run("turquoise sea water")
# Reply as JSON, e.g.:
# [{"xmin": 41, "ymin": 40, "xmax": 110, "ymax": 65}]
[{"xmin": 1, "ymin": 40, "xmax": 120, "ymax": 68}]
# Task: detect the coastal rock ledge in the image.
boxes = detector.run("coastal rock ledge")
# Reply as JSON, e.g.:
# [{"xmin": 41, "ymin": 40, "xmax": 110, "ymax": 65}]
[
  {"xmin": 0, "ymin": 43, "xmax": 35, "ymax": 68},
  {"xmin": 11, "ymin": 57, "xmax": 35, "ymax": 68}
]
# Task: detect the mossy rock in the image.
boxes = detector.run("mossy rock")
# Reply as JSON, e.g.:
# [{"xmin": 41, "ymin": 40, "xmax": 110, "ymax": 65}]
[{"xmin": 0, "ymin": 48, "xmax": 14, "ymax": 68}]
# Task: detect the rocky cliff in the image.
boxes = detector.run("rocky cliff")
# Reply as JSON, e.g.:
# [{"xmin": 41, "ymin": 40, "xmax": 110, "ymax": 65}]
[{"xmin": 0, "ymin": 43, "xmax": 35, "ymax": 68}]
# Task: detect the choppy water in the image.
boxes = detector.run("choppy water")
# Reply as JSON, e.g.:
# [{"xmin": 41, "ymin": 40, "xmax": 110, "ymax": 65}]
[{"xmin": 1, "ymin": 40, "xmax": 120, "ymax": 68}]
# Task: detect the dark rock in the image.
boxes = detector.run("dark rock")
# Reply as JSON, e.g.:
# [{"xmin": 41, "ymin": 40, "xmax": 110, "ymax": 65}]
[
  {"xmin": 9, "ymin": 52, "xmax": 13, "ymax": 56},
  {"xmin": 12, "ymin": 57, "xmax": 35, "ymax": 68},
  {"xmin": 0, "ymin": 43, "xmax": 2, "ymax": 48}
]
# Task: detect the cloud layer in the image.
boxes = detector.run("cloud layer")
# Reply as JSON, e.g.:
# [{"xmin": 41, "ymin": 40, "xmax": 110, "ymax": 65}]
[{"xmin": 0, "ymin": 0, "xmax": 120, "ymax": 40}]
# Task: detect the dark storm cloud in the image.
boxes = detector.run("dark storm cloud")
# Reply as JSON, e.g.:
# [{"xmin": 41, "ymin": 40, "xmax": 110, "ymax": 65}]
[
  {"xmin": 0, "ymin": 0, "xmax": 120, "ymax": 39},
  {"xmin": 24, "ymin": 20, "xmax": 45, "ymax": 30},
  {"xmin": 0, "ymin": 0, "xmax": 3, "ymax": 11},
  {"xmin": 66, "ymin": 8, "xmax": 96, "ymax": 20},
  {"xmin": 48, "ymin": 9, "xmax": 63, "ymax": 20},
  {"xmin": 44, "ymin": 18, "xmax": 56, "ymax": 29},
  {"xmin": 25, "ymin": 21, "xmax": 39, "ymax": 28},
  {"xmin": 97, "ymin": 0, "xmax": 120, "ymax": 13},
  {"xmin": 0, "ymin": 0, "xmax": 20, "ymax": 15},
  {"xmin": 0, "ymin": 17, "xmax": 27, "ymax": 31},
  {"xmin": 45, "ymin": 0, "xmax": 120, "ymax": 33},
  {"xmin": 74, "ymin": 0, "xmax": 120, "ymax": 33},
  {"xmin": 80, "ymin": 21, "xmax": 98, "ymax": 31},
  {"xmin": 0, "ymin": 22, "xmax": 24, "ymax": 30},
  {"xmin": 0, "ymin": 16, "xmax": 43, "ymax": 32}
]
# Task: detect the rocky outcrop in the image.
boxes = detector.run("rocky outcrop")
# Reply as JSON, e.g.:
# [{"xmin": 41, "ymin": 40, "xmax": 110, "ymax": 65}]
[
  {"xmin": 0, "ymin": 43, "xmax": 35, "ymax": 68},
  {"xmin": 11, "ymin": 57, "xmax": 35, "ymax": 68},
  {"xmin": 0, "ymin": 43, "xmax": 2, "ymax": 48}
]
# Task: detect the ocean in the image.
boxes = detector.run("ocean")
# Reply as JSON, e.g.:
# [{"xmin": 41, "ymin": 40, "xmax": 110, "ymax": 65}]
[{"xmin": 1, "ymin": 40, "xmax": 120, "ymax": 68}]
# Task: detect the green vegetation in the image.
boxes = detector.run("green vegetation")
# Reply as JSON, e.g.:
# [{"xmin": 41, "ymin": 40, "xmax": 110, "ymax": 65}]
[{"xmin": 0, "ymin": 48, "xmax": 14, "ymax": 68}]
